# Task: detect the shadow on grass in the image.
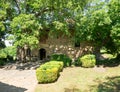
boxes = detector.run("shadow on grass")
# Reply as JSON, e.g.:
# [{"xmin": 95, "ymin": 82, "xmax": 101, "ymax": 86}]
[
  {"xmin": 0, "ymin": 82, "xmax": 27, "ymax": 92},
  {"xmin": 64, "ymin": 87, "xmax": 80, "ymax": 92},
  {"xmin": 96, "ymin": 58, "xmax": 120, "ymax": 67},
  {"xmin": 90, "ymin": 76, "xmax": 120, "ymax": 92}
]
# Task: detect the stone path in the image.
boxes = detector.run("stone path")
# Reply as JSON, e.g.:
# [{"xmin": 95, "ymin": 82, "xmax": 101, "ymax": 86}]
[
  {"xmin": 0, "ymin": 61, "xmax": 43, "ymax": 92},
  {"xmin": 2, "ymin": 61, "xmax": 42, "ymax": 70}
]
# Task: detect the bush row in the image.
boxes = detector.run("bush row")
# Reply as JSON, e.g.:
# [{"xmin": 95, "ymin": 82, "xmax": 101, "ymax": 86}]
[
  {"xmin": 36, "ymin": 54, "xmax": 96, "ymax": 83},
  {"xmin": 50, "ymin": 54, "xmax": 96, "ymax": 68},
  {"xmin": 36, "ymin": 61, "xmax": 64, "ymax": 83}
]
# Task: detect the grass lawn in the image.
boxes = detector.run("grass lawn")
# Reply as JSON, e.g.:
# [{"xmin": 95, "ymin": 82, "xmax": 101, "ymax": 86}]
[{"xmin": 35, "ymin": 66, "xmax": 120, "ymax": 92}]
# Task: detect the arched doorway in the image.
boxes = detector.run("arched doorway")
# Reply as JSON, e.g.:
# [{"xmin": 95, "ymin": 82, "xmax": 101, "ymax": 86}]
[{"xmin": 39, "ymin": 48, "xmax": 46, "ymax": 60}]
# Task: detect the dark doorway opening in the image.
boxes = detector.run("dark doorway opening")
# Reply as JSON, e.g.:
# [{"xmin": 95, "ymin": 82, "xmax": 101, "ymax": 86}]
[{"xmin": 39, "ymin": 48, "xmax": 46, "ymax": 60}]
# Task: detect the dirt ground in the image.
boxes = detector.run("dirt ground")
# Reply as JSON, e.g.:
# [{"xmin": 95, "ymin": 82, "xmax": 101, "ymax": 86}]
[
  {"xmin": 0, "ymin": 64, "xmax": 120, "ymax": 92},
  {"xmin": 0, "ymin": 69, "xmax": 37, "ymax": 92}
]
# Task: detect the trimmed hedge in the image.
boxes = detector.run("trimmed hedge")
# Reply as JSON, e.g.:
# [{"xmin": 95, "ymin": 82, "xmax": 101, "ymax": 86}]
[
  {"xmin": 51, "ymin": 54, "xmax": 72, "ymax": 67},
  {"xmin": 36, "ymin": 67, "xmax": 59, "ymax": 83},
  {"xmin": 36, "ymin": 61, "xmax": 64, "ymax": 83},
  {"xmin": 46, "ymin": 61, "xmax": 64, "ymax": 71},
  {"xmin": 75, "ymin": 54, "xmax": 96, "ymax": 68},
  {"xmin": 80, "ymin": 54, "xmax": 96, "ymax": 68},
  {"xmin": 40, "ymin": 61, "xmax": 63, "ymax": 72}
]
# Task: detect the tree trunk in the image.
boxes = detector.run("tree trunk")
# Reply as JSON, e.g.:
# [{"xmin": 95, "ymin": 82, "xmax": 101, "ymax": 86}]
[
  {"xmin": 21, "ymin": 48, "xmax": 25, "ymax": 62},
  {"xmin": 93, "ymin": 46, "xmax": 101, "ymax": 61},
  {"xmin": 16, "ymin": 46, "xmax": 25, "ymax": 62}
]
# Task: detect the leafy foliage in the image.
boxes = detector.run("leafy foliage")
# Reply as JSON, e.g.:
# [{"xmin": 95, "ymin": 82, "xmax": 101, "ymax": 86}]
[
  {"xmin": 0, "ymin": 46, "xmax": 16, "ymax": 58},
  {"xmin": 0, "ymin": 49, "xmax": 7, "ymax": 58},
  {"xmin": 10, "ymin": 14, "xmax": 40, "ymax": 48},
  {"xmin": 0, "ymin": 40, "xmax": 6, "ymax": 49},
  {"xmin": 75, "ymin": 1, "xmax": 111, "ymax": 44},
  {"xmin": 51, "ymin": 54, "xmax": 72, "ymax": 67},
  {"xmin": 0, "ymin": 46, "xmax": 16, "ymax": 65},
  {"xmin": 108, "ymin": 0, "xmax": 120, "ymax": 54},
  {"xmin": 0, "ymin": 0, "xmax": 119, "ymax": 60},
  {"xmin": 77, "ymin": 54, "xmax": 96, "ymax": 68},
  {"xmin": 0, "ymin": 0, "xmax": 90, "ymax": 48},
  {"xmin": 74, "ymin": 0, "xmax": 120, "ymax": 56}
]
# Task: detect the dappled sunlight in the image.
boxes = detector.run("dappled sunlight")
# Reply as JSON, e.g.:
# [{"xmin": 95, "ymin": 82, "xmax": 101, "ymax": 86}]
[
  {"xmin": 89, "ymin": 76, "xmax": 120, "ymax": 92},
  {"xmin": 35, "ymin": 67, "xmax": 120, "ymax": 92}
]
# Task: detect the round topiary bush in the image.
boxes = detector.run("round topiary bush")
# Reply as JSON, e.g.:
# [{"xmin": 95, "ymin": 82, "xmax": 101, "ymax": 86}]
[{"xmin": 79, "ymin": 54, "xmax": 96, "ymax": 68}]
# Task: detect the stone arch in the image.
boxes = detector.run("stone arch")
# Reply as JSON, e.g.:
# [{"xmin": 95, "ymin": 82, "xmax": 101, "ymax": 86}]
[{"xmin": 39, "ymin": 48, "xmax": 46, "ymax": 60}]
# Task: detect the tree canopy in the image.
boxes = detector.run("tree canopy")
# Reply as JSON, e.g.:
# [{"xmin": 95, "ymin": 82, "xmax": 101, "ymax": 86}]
[
  {"xmin": 0, "ymin": 0, "xmax": 120, "ymax": 56},
  {"xmin": 75, "ymin": 0, "xmax": 120, "ymax": 56},
  {"xmin": 0, "ymin": 0, "xmax": 90, "ymax": 48}
]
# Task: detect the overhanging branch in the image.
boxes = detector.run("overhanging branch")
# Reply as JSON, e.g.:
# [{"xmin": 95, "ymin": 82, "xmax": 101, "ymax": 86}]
[
  {"xmin": 14, "ymin": 0, "xmax": 21, "ymax": 14},
  {"xmin": 34, "ymin": 7, "xmax": 55, "ymax": 17}
]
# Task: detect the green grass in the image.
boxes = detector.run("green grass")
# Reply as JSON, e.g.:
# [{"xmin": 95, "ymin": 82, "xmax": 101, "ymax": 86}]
[
  {"xmin": 35, "ymin": 66, "xmax": 120, "ymax": 92},
  {"xmin": 35, "ymin": 51, "xmax": 119, "ymax": 92}
]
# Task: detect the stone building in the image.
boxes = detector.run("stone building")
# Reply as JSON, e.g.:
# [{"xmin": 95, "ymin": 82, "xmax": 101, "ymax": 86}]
[
  {"xmin": 16, "ymin": 35, "xmax": 94, "ymax": 62},
  {"xmin": 31, "ymin": 36, "xmax": 94, "ymax": 61}
]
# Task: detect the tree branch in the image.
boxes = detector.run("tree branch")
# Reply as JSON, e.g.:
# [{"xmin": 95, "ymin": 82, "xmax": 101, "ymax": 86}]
[
  {"xmin": 34, "ymin": 7, "xmax": 55, "ymax": 17},
  {"xmin": 14, "ymin": 0, "xmax": 21, "ymax": 14}
]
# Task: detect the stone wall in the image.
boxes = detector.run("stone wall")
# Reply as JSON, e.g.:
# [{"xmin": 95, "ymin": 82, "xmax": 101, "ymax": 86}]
[{"xmin": 31, "ymin": 37, "xmax": 94, "ymax": 60}]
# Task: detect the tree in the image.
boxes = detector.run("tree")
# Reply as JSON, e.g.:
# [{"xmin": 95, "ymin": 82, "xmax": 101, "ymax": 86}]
[
  {"xmin": 0, "ymin": 0, "xmax": 7, "ymax": 49},
  {"xmin": 1, "ymin": 0, "xmax": 89, "ymax": 61},
  {"xmin": 74, "ymin": 0, "xmax": 120, "ymax": 60},
  {"xmin": 0, "ymin": 0, "xmax": 18, "ymax": 49},
  {"xmin": 108, "ymin": 0, "xmax": 120, "ymax": 56},
  {"xmin": 1, "ymin": 0, "xmax": 119, "ymax": 61},
  {"xmin": 74, "ymin": 0, "xmax": 112, "ymax": 59},
  {"xmin": 8, "ymin": 0, "xmax": 90, "ymax": 47},
  {"xmin": 10, "ymin": 14, "xmax": 40, "ymax": 48}
]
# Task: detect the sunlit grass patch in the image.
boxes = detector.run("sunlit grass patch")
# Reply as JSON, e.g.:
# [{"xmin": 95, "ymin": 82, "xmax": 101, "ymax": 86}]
[{"xmin": 35, "ymin": 66, "xmax": 120, "ymax": 92}]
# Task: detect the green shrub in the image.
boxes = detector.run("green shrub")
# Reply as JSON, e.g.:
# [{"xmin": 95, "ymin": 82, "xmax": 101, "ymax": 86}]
[
  {"xmin": 0, "ymin": 49, "xmax": 7, "ymax": 58},
  {"xmin": 51, "ymin": 54, "xmax": 72, "ymax": 67},
  {"xmin": 0, "ymin": 49, "xmax": 7, "ymax": 65},
  {"xmin": 36, "ymin": 67, "xmax": 59, "ymax": 83},
  {"xmin": 79, "ymin": 54, "xmax": 96, "ymax": 68},
  {"xmin": 0, "ymin": 46, "xmax": 16, "ymax": 62},
  {"xmin": 3, "ymin": 46, "xmax": 16, "ymax": 57},
  {"xmin": 40, "ymin": 64, "xmax": 61, "ymax": 72},
  {"xmin": 36, "ymin": 61, "xmax": 64, "ymax": 83},
  {"xmin": 0, "ymin": 60, "xmax": 5, "ymax": 66},
  {"xmin": 40, "ymin": 61, "xmax": 63, "ymax": 72},
  {"xmin": 47, "ymin": 61, "xmax": 64, "ymax": 71},
  {"xmin": 73, "ymin": 59, "xmax": 82, "ymax": 66}
]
